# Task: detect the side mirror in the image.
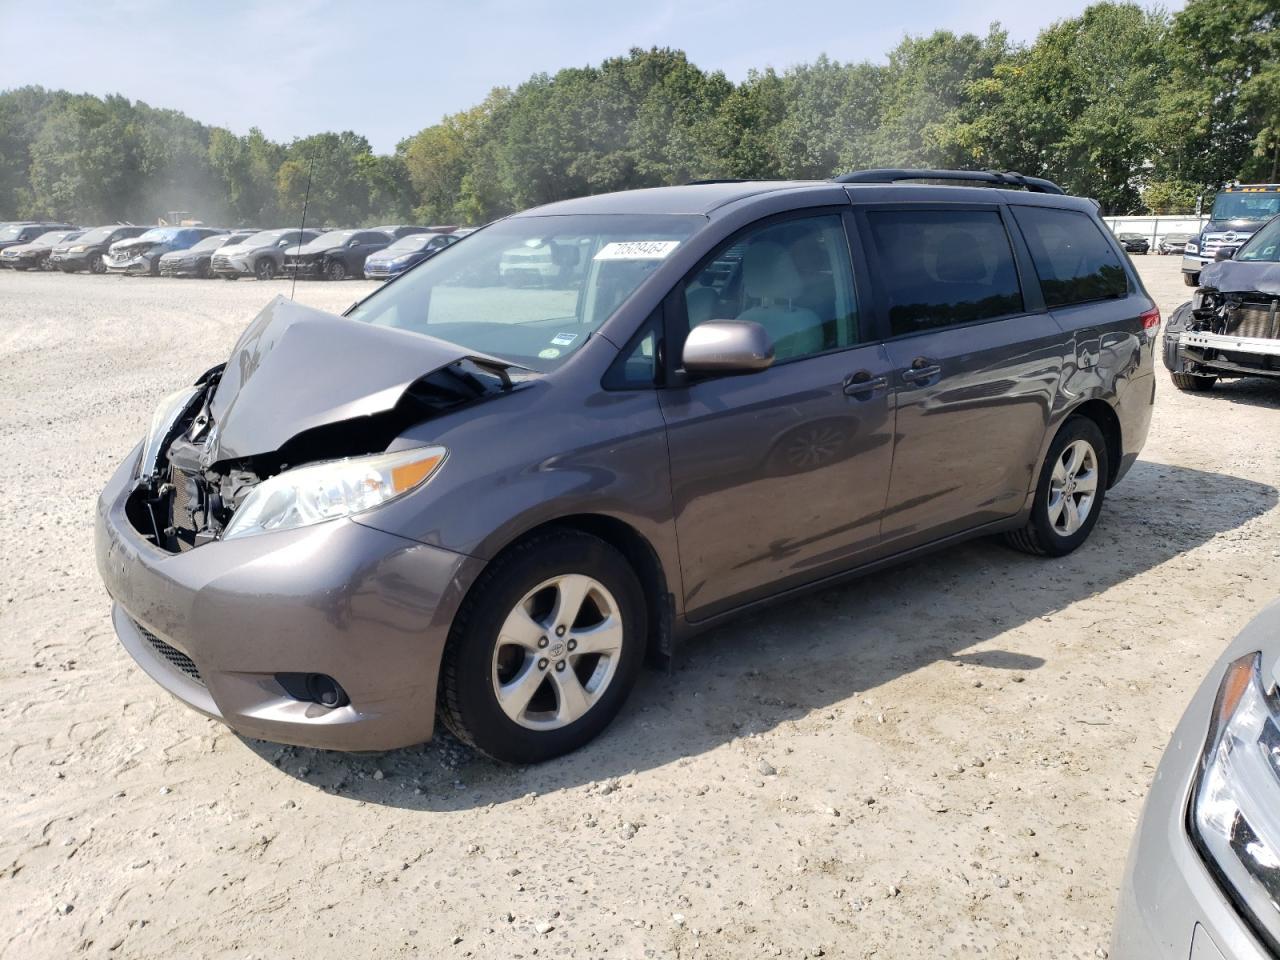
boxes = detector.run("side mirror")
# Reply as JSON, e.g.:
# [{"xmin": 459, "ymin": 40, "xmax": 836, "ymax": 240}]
[
  {"xmin": 1214, "ymin": 247, "xmax": 1235, "ymax": 262},
  {"xmin": 682, "ymin": 320, "xmax": 775, "ymax": 374}
]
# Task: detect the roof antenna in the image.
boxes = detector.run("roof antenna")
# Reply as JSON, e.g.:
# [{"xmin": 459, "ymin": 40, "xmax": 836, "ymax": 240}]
[{"xmin": 290, "ymin": 157, "xmax": 314, "ymax": 302}]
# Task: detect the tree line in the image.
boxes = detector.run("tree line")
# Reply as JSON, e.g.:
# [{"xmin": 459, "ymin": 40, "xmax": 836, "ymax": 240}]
[{"xmin": 0, "ymin": 0, "xmax": 1275, "ymax": 228}]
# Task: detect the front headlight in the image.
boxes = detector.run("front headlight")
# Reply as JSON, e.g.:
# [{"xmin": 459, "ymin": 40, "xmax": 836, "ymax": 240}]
[
  {"xmin": 139, "ymin": 386, "xmax": 202, "ymax": 479},
  {"xmin": 1186, "ymin": 241, "xmax": 1200, "ymax": 254},
  {"xmin": 69, "ymin": 244, "xmax": 87, "ymax": 253},
  {"xmin": 222, "ymin": 446, "xmax": 446, "ymax": 540},
  {"xmin": 1191, "ymin": 652, "xmax": 1280, "ymax": 949}
]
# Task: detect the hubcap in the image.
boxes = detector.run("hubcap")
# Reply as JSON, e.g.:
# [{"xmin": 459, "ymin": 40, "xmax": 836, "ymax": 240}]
[
  {"xmin": 1047, "ymin": 440, "xmax": 1098, "ymax": 537},
  {"xmin": 491, "ymin": 574, "xmax": 623, "ymax": 731}
]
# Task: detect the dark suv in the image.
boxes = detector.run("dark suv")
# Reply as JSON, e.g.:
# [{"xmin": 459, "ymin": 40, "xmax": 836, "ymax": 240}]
[
  {"xmin": 0, "ymin": 221, "xmax": 76, "ymax": 252},
  {"xmin": 48, "ymin": 225, "xmax": 148, "ymax": 274},
  {"xmin": 96, "ymin": 169, "xmax": 1157, "ymax": 763},
  {"xmin": 283, "ymin": 227, "xmax": 422, "ymax": 280}
]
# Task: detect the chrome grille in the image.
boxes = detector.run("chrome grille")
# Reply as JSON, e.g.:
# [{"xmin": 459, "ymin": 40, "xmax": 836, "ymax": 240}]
[{"xmin": 134, "ymin": 621, "xmax": 204, "ymax": 686}]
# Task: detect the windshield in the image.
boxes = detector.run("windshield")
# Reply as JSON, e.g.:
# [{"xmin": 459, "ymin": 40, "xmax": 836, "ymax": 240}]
[
  {"xmin": 387, "ymin": 234, "xmax": 436, "ymax": 252},
  {"xmin": 0, "ymin": 224, "xmax": 28, "ymax": 241},
  {"xmin": 189, "ymin": 235, "xmax": 227, "ymax": 253},
  {"xmin": 33, "ymin": 230, "xmax": 77, "ymax": 246},
  {"xmin": 1237, "ymin": 216, "xmax": 1280, "ymax": 263},
  {"xmin": 308, "ymin": 230, "xmax": 356, "ymax": 247},
  {"xmin": 1211, "ymin": 192, "xmax": 1280, "ymax": 223},
  {"xmin": 74, "ymin": 226, "xmax": 119, "ymax": 244},
  {"xmin": 347, "ymin": 214, "xmax": 701, "ymax": 371},
  {"xmin": 240, "ymin": 230, "xmax": 286, "ymax": 247},
  {"xmin": 137, "ymin": 227, "xmax": 180, "ymax": 243}
]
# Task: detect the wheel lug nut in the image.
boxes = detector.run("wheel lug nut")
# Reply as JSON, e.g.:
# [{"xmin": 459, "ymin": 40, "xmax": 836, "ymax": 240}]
[
  {"xmin": 538, "ymin": 658, "xmax": 549, "ymax": 670},
  {"xmin": 555, "ymin": 661, "xmax": 566, "ymax": 672},
  {"xmin": 567, "ymin": 639, "xmax": 577, "ymax": 651},
  {"xmin": 537, "ymin": 637, "xmax": 548, "ymax": 649},
  {"xmin": 556, "ymin": 625, "xmax": 566, "ymax": 637}
]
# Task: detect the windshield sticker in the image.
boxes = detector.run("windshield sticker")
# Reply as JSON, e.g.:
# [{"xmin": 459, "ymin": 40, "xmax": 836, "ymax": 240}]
[
  {"xmin": 594, "ymin": 240, "xmax": 680, "ymax": 261},
  {"xmin": 550, "ymin": 332, "xmax": 578, "ymax": 346},
  {"xmin": 538, "ymin": 347, "xmax": 561, "ymax": 360}
]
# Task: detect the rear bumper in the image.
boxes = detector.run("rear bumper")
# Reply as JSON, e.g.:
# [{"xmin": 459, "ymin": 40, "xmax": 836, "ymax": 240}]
[{"xmin": 95, "ymin": 445, "xmax": 485, "ymax": 750}]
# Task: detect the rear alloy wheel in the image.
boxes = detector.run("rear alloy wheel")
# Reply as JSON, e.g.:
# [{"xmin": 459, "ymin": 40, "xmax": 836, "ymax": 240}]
[
  {"xmin": 255, "ymin": 258, "xmax": 276, "ymax": 281},
  {"xmin": 1005, "ymin": 416, "xmax": 1108, "ymax": 557},
  {"xmin": 439, "ymin": 530, "xmax": 646, "ymax": 763},
  {"xmin": 324, "ymin": 259, "xmax": 347, "ymax": 281},
  {"xmin": 1170, "ymin": 371, "xmax": 1217, "ymax": 392}
]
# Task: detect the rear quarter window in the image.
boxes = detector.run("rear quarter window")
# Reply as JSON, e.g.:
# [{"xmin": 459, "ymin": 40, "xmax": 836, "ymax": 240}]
[
  {"xmin": 866, "ymin": 209, "xmax": 1024, "ymax": 337},
  {"xmin": 1011, "ymin": 206, "xmax": 1128, "ymax": 308}
]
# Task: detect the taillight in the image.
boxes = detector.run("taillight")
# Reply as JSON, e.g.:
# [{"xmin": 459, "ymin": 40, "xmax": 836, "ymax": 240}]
[{"xmin": 1140, "ymin": 306, "xmax": 1161, "ymax": 332}]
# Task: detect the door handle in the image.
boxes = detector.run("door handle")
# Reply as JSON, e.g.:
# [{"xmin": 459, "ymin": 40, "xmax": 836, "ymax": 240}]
[
  {"xmin": 901, "ymin": 357, "xmax": 942, "ymax": 385},
  {"xmin": 843, "ymin": 370, "xmax": 889, "ymax": 399}
]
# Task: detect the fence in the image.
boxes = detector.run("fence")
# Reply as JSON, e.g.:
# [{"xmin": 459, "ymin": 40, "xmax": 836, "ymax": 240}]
[{"xmin": 1101, "ymin": 215, "xmax": 1207, "ymax": 247}]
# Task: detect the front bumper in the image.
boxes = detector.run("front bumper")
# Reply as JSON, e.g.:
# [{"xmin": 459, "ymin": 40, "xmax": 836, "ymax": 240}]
[
  {"xmin": 1112, "ymin": 609, "xmax": 1280, "ymax": 960},
  {"xmin": 95, "ymin": 446, "xmax": 484, "ymax": 750},
  {"xmin": 1184, "ymin": 253, "xmax": 1212, "ymax": 275},
  {"xmin": 211, "ymin": 254, "xmax": 252, "ymax": 276},
  {"xmin": 48, "ymin": 251, "xmax": 95, "ymax": 270},
  {"xmin": 158, "ymin": 258, "xmax": 200, "ymax": 277},
  {"xmin": 283, "ymin": 259, "xmax": 323, "ymax": 278},
  {"xmin": 104, "ymin": 254, "xmax": 155, "ymax": 274},
  {"xmin": 363, "ymin": 261, "xmax": 406, "ymax": 280},
  {"xmin": 1174, "ymin": 331, "xmax": 1280, "ymax": 379}
]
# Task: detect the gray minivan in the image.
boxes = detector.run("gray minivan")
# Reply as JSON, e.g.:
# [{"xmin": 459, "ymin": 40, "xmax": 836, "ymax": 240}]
[{"xmin": 95, "ymin": 170, "xmax": 1158, "ymax": 763}]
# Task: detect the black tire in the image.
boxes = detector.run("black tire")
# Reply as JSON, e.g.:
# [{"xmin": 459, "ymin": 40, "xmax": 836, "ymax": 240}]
[
  {"xmin": 1004, "ymin": 416, "xmax": 1109, "ymax": 558},
  {"xmin": 323, "ymin": 259, "xmax": 347, "ymax": 281},
  {"xmin": 438, "ymin": 529, "xmax": 647, "ymax": 764},
  {"xmin": 1183, "ymin": 272, "xmax": 1199, "ymax": 287},
  {"xmin": 1170, "ymin": 371, "xmax": 1217, "ymax": 391},
  {"xmin": 88, "ymin": 254, "xmax": 105, "ymax": 275},
  {"xmin": 195, "ymin": 259, "xmax": 210, "ymax": 279},
  {"xmin": 255, "ymin": 258, "xmax": 276, "ymax": 281}
]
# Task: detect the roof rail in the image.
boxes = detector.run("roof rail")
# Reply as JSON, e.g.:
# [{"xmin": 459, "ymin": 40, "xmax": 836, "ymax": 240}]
[{"xmin": 832, "ymin": 168, "xmax": 1065, "ymax": 195}]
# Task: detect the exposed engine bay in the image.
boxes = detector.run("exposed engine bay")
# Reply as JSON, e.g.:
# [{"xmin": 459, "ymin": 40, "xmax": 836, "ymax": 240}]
[
  {"xmin": 1168, "ymin": 260, "xmax": 1280, "ymax": 380},
  {"xmin": 124, "ymin": 297, "xmax": 527, "ymax": 552}
]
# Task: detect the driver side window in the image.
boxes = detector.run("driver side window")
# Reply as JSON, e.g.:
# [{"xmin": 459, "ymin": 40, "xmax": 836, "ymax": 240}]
[{"xmin": 683, "ymin": 213, "xmax": 859, "ymax": 362}]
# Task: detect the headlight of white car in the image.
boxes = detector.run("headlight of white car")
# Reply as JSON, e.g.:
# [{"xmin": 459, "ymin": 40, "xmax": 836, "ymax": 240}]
[
  {"xmin": 1186, "ymin": 241, "xmax": 1200, "ymax": 254},
  {"xmin": 222, "ymin": 446, "xmax": 447, "ymax": 540},
  {"xmin": 1191, "ymin": 652, "xmax": 1280, "ymax": 949}
]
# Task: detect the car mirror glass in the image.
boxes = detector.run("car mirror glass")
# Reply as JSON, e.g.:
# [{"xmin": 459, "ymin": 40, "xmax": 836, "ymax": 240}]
[{"xmin": 682, "ymin": 320, "xmax": 775, "ymax": 374}]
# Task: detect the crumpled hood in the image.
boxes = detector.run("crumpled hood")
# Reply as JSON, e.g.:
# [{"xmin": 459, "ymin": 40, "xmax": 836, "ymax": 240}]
[
  {"xmin": 112, "ymin": 237, "xmax": 169, "ymax": 256},
  {"xmin": 1199, "ymin": 260, "xmax": 1280, "ymax": 297},
  {"xmin": 207, "ymin": 296, "xmax": 471, "ymax": 462}
]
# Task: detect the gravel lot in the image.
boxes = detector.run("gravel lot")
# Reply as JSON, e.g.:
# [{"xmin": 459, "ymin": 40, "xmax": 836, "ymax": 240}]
[{"xmin": 2, "ymin": 258, "xmax": 1278, "ymax": 960}]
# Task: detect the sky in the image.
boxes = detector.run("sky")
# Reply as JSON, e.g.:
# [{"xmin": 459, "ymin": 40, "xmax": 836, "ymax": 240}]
[{"xmin": 0, "ymin": 0, "xmax": 1183, "ymax": 154}]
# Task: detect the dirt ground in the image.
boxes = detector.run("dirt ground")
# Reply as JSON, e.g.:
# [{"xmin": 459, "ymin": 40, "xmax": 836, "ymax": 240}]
[{"xmin": 1, "ymin": 257, "xmax": 1277, "ymax": 960}]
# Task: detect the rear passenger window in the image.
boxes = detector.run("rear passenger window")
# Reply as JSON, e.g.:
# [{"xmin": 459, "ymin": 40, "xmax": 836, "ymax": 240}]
[
  {"xmin": 867, "ymin": 210, "xmax": 1023, "ymax": 337},
  {"xmin": 1012, "ymin": 206, "xmax": 1127, "ymax": 308}
]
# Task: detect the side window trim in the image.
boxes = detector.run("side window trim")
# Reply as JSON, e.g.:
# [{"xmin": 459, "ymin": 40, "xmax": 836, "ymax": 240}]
[
  {"xmin": 663, "ymin": 205, "xmax": 863, "ymax": 380},
  {"xmin": 853, "ymin": 201, "xmax": 1033, "ymax": 343}
]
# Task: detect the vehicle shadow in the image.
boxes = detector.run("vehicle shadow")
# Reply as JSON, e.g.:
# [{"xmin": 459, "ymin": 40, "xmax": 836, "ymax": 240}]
[
  {"xmin": 1198, "ymin": 377, "xmax": 1280, "ymax": 410},
  {"xmin": 240, "ymin": 459, "xmax": 1277, "ymax": 811}
]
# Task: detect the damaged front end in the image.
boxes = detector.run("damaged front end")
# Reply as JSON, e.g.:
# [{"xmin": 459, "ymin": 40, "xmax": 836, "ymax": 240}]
[
  {"xmin": 124, "ymin": 297, "xmax": 529, "ymax": 553},
  {"xmin": 1166, "ymin": 261, "xmax": 1280, "ymax": 381}
]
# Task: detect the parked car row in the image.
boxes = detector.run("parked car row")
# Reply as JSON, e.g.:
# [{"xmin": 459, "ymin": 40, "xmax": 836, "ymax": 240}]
[{"xmin": 0, "ymin": 220, "xmax": 472, "ymax": 280}]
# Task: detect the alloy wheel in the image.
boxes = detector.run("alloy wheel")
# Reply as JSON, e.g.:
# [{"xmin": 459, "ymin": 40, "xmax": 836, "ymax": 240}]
[
  {"xmin": 1047, "ymin": 439, "xmax": 1098, "ymax": 537},
  {"xmin": 490, "ymin": 574, "xmax": 624, "ymax": 730}
]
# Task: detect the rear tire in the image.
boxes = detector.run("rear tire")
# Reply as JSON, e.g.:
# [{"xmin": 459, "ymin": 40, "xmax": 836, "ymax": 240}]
[
  {"xmin": 438, "ymin": 529, "xmax": 647, "ymax": 764},
  {"xmin": 1005, "ymin": 416, "xmax": 1109, "ymax": 558},
  {"xmin": 1170, "ymin": 372, "xmax": 1217, "ymax": 392}
]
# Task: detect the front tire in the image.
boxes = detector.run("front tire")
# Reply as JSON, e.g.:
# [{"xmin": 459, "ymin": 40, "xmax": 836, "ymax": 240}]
[
  {"xmin": 88, "ymin": 254, "xmax": 105, "ymax": 275},
  {"xmin": 1170, "ymin": 372, "xmax": 1217, "ymax": 392},
  {"xmin": 1005, "ymin": 416, "xmax": 1109, "ymax": 558},
  {"xmin": 1183, "ymin": 272, "xmax": 1199, "ymax": 287},
  {"xmin": 254, "ymin": 258, "xmax": 276, "ymax": 280},
  {"xmin": 438, "ymin": 529, "xmax": 647, "ymax": 764},
  {"xmin": 324, "ymin": 259, "xmax": 347, "ymax": 281}
]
